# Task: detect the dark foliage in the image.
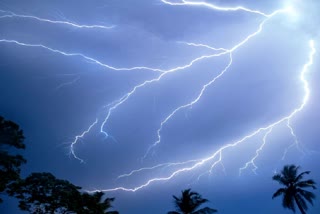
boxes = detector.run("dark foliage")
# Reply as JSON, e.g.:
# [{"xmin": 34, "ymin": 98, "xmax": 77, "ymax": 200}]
[
  {"xmin": 80, "ymin": 191, "xmax": 119, "ymax": 214},
  {"xmin": 8, "ymin": 172, "xmax": 119, "ymax": 214},
  {"xmin": 168, "ymin": 189, "xmax": 217, "ymax": 214},
  {"xmin": 0, "ymin": 116, "xmax": 26, "ymax": 203},
  {"xmin": 7, "ymin": 172, "xmax": 82, "ymax": 213},
  {"xmin": 1, "ymin": 116, "xmax": 118, "ymax": 213},
  {"xmin": 272, "ymin": 164, "xmax": 316, "ymax": 214}
]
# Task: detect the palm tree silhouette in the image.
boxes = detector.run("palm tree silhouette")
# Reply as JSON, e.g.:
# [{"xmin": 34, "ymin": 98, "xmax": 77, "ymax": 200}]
[
  {"xmin": 272, "ymin": 164, "xmax": 316, "ymax": 214},
  {"xmin": 80, "ymin": 192, "xmax": 119, "ymax": 214},
  {"xmin": 167, "ymin": 189, "xmax": 217, "ymax": 214}
]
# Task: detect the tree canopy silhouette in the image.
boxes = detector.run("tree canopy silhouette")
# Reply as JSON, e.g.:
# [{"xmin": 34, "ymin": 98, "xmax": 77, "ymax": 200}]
[
  {"xmin": 8, "ymin": 172, "xmax": 119, "ymax": 214},
  {"xmin": 80, "ymin": 191, "xmax": 119, "ymax": 214},
  {"xmin": 0, "ymin": 116, "xmax": 26, "ymax": 203},
  {"xmin": 0, "ymin": 116, "xmax": 119, "ymax": 213},
  {"xmin": 272, "ymin": 164, "xmax": 316, "ymax": 214},
  {"xmin": 168, "ymin": 189, "xmax": 217, "ymax": 214}
]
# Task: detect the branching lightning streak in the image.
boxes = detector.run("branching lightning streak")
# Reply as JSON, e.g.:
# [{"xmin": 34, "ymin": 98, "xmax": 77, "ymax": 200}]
[
  {"xmin": 281, "ymin": 120, "xmax": 305, "ymax": 160},
  {"xmin": 70, "ymin": 119, "xmax": 98, "ymax": 163},
  {"xmin": 144, "ymin": 53, "xmax": 233, "ymax": 157},
  {"xmin": 117, "ymin": 159, "xmax": 199, "ymax": 179},
  {"xmin": 2, "ymin": 0, "xmax": 316, "ymax": 198},
  {"xmin": 144, "ymin": 8, "xmax": 288, "ymax": 157},
  {"xmin": 239, "ymin": 127, "xmax": 273, "ymax": 175},
  {"xmin": 93, "ymin": 49, "xmax": 224, "ymax": 139},
  {"xmin": 0, "ymin": 35, "xmax": 251, "ymax": 163},
  {"xmin": 0, "ymin": 39, "xmax": 168, "ymax": 72},
  {"xmin": 0, "ymin": 9, "xmax": 114, "ymax": 29},
  {"xmin": 161, "ymin": 0, "xmax": 270, "ymax": 17},
  {"xmin": 88, "ymin": 39, "xmax": 315, "ymax": 193},
  {"xmin": 70, "ymin": 5, "xmax": 289, "ymax": 161},
  {"xmin": 178, "ymin": 41, "xmax": 228, "ymax": 52},
  {"xmin": 55, "ymin": 76, "xmax": 81, "ymax": 91},
  {"xmin": 193, "ymin": 151, "xmax": 223, "ymax": 184},
  {"xmin": 68, "ymin": 40, "xmax": 230, "ymax": 159},
  {"xmin": 97, "ymin": 45, "xmax": 230, "ymax": 139}
]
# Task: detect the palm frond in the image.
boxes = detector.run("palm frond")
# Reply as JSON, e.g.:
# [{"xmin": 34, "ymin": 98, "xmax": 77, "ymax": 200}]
[
  {"xmin": 272, "ymin": 174, "xmax": 282, "ymax": 182},
  {"xmin": 297, "ymin": 189, "xmax": 316, "ymax": 205},
  {"xmin": 272, "ymin": 188, "xmax": 286, "ymax": 199},
  {"xmin": 295, "ymin": 194, "xmax": 308, "ymax": 211},
  {"xmin": 296, "ymin": 179, "xmax": 317, "ymax": 189},
  {"xmin": 272, "ymin": 174, "xmax": 288, "ymax": 186},
  {"xmin": 282, "ymin": 165, "xmax": 299, "ymax": 183},
  {"xmin": 294, "ymin": 171, "xmax": 310, "ymax": 183},
  {"xmin": 170, "ymin": 189, "xmax": 216, "ymax": 214},
  {"xmin": 173, "ymin": 195, "xmax": 183, "ymax": 211},
  {"xmin": 192, "ymin": 197, "xmax": 209, "ymax": 211},
  {"xmin": 193, "ymin": 207, "xmax": 218, "ymax": 214}
]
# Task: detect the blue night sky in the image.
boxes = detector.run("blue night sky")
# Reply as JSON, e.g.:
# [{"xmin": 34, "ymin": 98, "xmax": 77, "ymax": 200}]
[{"xmin": 0, "ymin": 0, "xmax": 320, "ymax": 213}]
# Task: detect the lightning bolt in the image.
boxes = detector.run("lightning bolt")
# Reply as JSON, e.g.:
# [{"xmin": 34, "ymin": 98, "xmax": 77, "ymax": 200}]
[
  {"xmin": 70, "ymin": 42, "xmax": 232, "ymax": 158},
  {"xmin": 0, "ymin": 39, "xmax": 169, "ymax": 72},
  {"xmin": 2, "ymin": 0, "xmax": 314, "ymax": 194},
  {"xmin": 178, "ymin": 42, "xmax": 228, "ymax": 52},
  {"xmin": 0, "ymin": 26, "xmax": 269, "ymax": 163},
  {"xmin": 239, "ymin": 127, "xmax": 273, "ymax": 175},
  {"xmin": 55, "ymin": 76, "xmax": 81, "ymax": 91},
  {"xmin": 117, "ymin": 159, "xmax": 199, "ymax": 179},
  {"xmin": 143, "ymin": 8, "xmax": 289, "ymax": 158},
  {"xmin": 97, "ymin": 48, "xmax": 229, "ymax": 137},
  {"xmin": 0, "ymin": 9, "xmax": 114, "ymax": 29},
  {"xmin": 0, "ymin": 33, "xmax": 230, "ymax": 160},
  {"xmin": 88, "ymin": 39, "xmax": 315, "ymax": 193},
  {"xmin": 70, "ymin": 119, "xmax": 98, "ymax": 163},
  {"xmin": 67, "ymin": 3, "xmax": 291, "ymax": 162},
  {"xmin": 144, "ymin": 52, "xmax": 233, "ymax": 158},
  {"xmin": 160, "ymin": 0, "xmax": 270, "ymax": 17},
  {"xmin": 281, "ymin": 120, "xmax": 305, "ymax": 160}
]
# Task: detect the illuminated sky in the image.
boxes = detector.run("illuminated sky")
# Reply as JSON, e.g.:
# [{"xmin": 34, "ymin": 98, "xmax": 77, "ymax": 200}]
[{"xmin": 0, "ymin": 0, "xmax": 319, "ymax": 213}]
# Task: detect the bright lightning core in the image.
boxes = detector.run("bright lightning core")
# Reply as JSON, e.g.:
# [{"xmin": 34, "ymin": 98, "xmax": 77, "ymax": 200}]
[{"xmin": 282, "ymin": 0, "xmax": 320, "ymax": 37}]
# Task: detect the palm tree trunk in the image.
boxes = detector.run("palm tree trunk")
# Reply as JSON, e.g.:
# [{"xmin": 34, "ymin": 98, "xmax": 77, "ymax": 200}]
[{"xmin": 294, "ymin": 195, "xmax": 306, "ymax": 214}]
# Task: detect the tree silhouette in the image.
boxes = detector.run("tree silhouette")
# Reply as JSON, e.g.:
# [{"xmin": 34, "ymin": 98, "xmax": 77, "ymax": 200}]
[
  {"xmin": 0, "ymin": 116, "xmax": 120, "ymax": 213},
  {"xmin": 168, "ymin": 189, "xmax": 217, "ymax": 214},
  {"xmin": 8, "ymin": 172, "xmax": 119, "ymax": 214},
  {"xmin": 272, "ymin": 164, "xmax": 316, "ymax": 214},
  {"xmin": 8, "ymin": 172, "xmax": 82, "ymax": 213},
  {"xmin": 0, "ymin": 116, "xmax": 26, "ymax": 203},
  {"xmin": 80, "ymin": 191, "xmax": 119, "ymax": 214}
]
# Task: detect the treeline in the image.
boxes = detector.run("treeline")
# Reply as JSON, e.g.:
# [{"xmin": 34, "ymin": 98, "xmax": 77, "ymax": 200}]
[
  {"xmin": 0, "ymin": 116, "xmax": 317, "ymax": 214},
  {"xmin": 0, "ymin": 116, "xmax": 118, "ymax": 213}
]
